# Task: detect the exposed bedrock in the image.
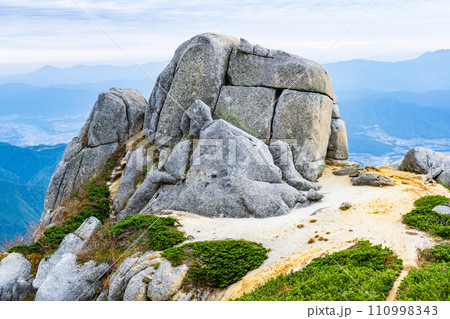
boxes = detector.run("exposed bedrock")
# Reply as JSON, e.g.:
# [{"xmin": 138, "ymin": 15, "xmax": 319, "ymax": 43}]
[{"xmin": 41, "ymin": 88, "xmax": 147, "ymax": 223}]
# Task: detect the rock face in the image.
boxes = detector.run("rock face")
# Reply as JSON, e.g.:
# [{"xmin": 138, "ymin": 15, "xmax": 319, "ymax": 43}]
[
  {"xmin": 41, "ymin": 33, "xmax": 348, "ymax": 223},
  {"xmin": 147, "ymin": 260, "xmax": 188, "ymax": 301},
  {"xmin": 35, "ymin": 253, "xmax": 108, "ymax": 301},
  {"xmin": 214, "ymin": 86, "xmax": 276, "ymax": 141},
  {"xmin": 399, "ymin": 147, "xmax": 450, "ymax": 186},
  {"xmin": 142, "ymin": 118, "xmax": 304, "ymax": 218},
  {"xmin": 400, "ymin": 147, "xmax": 450, "ymax": 175},
  {"xmin": 272, "ymin": 90, "xmax": 333, "ymax": 181},
  {"xmin": 42, "ymin": 88, "xmax": 147, "ymax": 223},
  {"xmin": 0, "ymin": 253, "xmax": 32, "ymax": 301},
  {"xmin": 143, "ymin": 33, "xmax": 348, "ymax": 180}
]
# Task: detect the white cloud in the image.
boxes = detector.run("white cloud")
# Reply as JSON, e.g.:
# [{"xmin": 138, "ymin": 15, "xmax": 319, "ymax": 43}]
[{"xmin": 0, "ymin": 0, "xmax": 449, "ymax": 73}]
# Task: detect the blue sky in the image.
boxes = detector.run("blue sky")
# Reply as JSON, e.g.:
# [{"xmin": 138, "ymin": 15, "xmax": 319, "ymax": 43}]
[{"xmin": 1, "ymin": 0, "xmax": 449, "ymax": 75}]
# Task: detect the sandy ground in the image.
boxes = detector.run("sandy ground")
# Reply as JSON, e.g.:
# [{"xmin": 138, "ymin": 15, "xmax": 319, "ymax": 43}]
[{"xmin": 162, "ymin": 166, "xmax": 449, "ymax": 300}]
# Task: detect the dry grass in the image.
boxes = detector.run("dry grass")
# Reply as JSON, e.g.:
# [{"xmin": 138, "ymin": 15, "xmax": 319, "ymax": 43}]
[{"xmin": 0, "ymin": 222, "xmax": 39, "ymax": 255}]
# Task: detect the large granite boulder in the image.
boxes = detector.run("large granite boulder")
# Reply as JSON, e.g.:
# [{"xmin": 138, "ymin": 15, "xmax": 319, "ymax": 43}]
[
  {"xmin": 147, "ymin": 260, "xmax": 188, "ymax": 301},
  {"xmin": 143, "ymin": 119, "xmax": 303, "ymax": 218},
  {"xmin": 42, "ymin": 88, "xmax": 147, "ymax": 223},
  {"xmin": 35, "ymin": 253, "xmax": 108, "ymax": 301},
  {"xmin": 272, "ymin": 90, "xmax": 333, "ymax": 181},
  {"xmin": 145, "ymin": 33, "xmax": 239, "ymax": 143},
  {"xmin": 400, "ymin": 147, "xmax": 450, "ymax": 175},
  {"xmin": 0, "ymin": 253, "xmax": 32, "ymax": 301}
]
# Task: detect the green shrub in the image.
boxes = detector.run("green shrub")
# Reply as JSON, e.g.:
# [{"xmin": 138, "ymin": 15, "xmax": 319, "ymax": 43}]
[
  {"xmin": 396, "ymin": 262, "xmax": 450, "ymax": 301},
  {"xmin": 236, "ymin": 241, "xmax": 402, "ymax": 301},
  {"xmin": 162, "ymin": 240, "xmax": 268, "ymax": 288},
  {"xmin": 108, "ymin": 215, "xmax": 186, "ymax": 251},
  {"xmin": 413, "ymin": 195, "xmax": 449, "ymax": 210},
  {"xmin": 403, "ymin": 195, "xmax": 450, "ymax": 239},
  {"xmin": 422, "ymin": 244, "xmax": 450, "ymax": 263}
]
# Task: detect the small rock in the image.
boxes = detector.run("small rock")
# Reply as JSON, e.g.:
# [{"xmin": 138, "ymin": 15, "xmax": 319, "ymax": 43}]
[
  {"xmin": 253, "ymin": 44, "xmax": 269, "ymax": 57},
  {"xmin": 0, "ymin": 253, "xmax": 32, "ymax": 301},
  {"xmin": 339, "ymin": 202, "xmax": 351, "ymax": 210},
  {"xmin": 306, "ymin": 189, "xmax": 324, "ymax": 201},
  {"xmin": 432, "ymin": 205, "xmax": 450, "ymax": 215},
  {"xmin": 351, "ymin": 173, "xmax": 395, "ymax": 187},
  {"xmin": 74, "ymin": 216, "xmax": 102, "ymax": 241},
  {"xmin": 333, "ymin": 164, "xmax": 363, "ymax": 177},
  {"xmin": 405, "ymin": 231, "xmax": 418, "ymax": 235}
]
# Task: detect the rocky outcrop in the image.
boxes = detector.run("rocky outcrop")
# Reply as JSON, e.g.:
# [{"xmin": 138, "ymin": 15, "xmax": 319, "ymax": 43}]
[
  {"xmin": 141, "ymin": 117, "xmax": 304, "ymax": 218},
  {"xmin": 0, "ymin": 253, "xmax": 32, "ymax": 301},
  {"xmin": 42, "ymin": 88, "xmax": 147, "ymax": 224},
  {"xmin": 399, "ymin": 147, "xmax": 450, "ymax": 186},
  {"xmin": 35, "ymin": 253, "xmax": 108, "ymax": 301},
  {"xmin": 147, "ymin": 260, "xmax": 188, "ymax": 301},
  {"xmin": 143, "ymin": 33, "xmax": 348, "ymax": 181}
]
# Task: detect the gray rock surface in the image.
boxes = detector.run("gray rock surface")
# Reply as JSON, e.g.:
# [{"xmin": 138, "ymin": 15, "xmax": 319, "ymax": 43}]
[
  {"xmin": 253, "ymin": 44, "xmax": 270, "ymax": 57},
  {"xmin": 164, "ymin": 140, "xmax": 192, "ymax": 179},
  {"xmin": 33, "ymin": 233, "xmax": 85, "ymax": 289},
  {"xmin": 306, "ymin": 189, "xmax": 324, "ymax": 201},
  {"xmin": 351, "ymin": 173, "xmax": 395, "ymax": 187},
  {"xmin": 333, "ymin": 164, "xmax": 364, "ymax": 177},
  {"xmin": 113, "ymin": 146, "xmax": 148, "ymax": 212},
  {"xmin": 73, "ymin": 216, "xmax": 102, "ymax": 241},
  {"xmin": 400, "ymin": 147, "xmax": 450, "ymax": 175},
  {"xmin": 436, "ymin": 170, "xmax": 450, "ymax": 187},
  {"xmin": 340, "ymin": 202, "xmax": 352, "ymax": 210},
  {"xmin": 272, "ymin": 90, "xmax": 333, "ymax": 181},
  {"xmin": 123, "ymin": 267, "xmax": 154, "ymax": 301},
  {"xmin": 42, "ymin": 88, "xmax": 147, "ymax": 218},
  {"xmin": 0, "ymin": 253, "xmax": 32, "ymax": 301},
  {"xmin": 180, "ymin": 99, "xmax": 214, "ymax": 138},
  {"xmin": 35, "ymin": 253, "xmax": 108, "ymax": 301},
  {"xmin": 108, "ymin": 251, "xmax": 160, "ymax": 301},
  {"xmin": 153, "ymin": 34, "xmax": 239, "ymax": 143},
  {"xmin": 327, "ymin": 119, "xmax": 349, "ymax": 160},
  {"xmin": 117, "ymin": 166, "xmax": 177, "ymax": 219},
  {"xmin": 214, "ymin": 86, "xmax": 276, "ymax": 141},
  {"xmin": 236, "ymin": 38, "xmax": 253, "ymax": 54},
  {"xmin": 228, "ymin": 49, "xmax": 334, "ymax": 100},
  {"xmin": 269, "ymin": 140, "xmax": 319, "ymax": 191},
  {"xmin": 432, "ymin": 205, "xmax": 450, "ymax": 215},
  {"xmin": 147, "ymin": 260, "xmax": 188, "ymax": 301},
  {"xmin": 144, "ymin": 119, "xmax": 303, "ymax": 218},
  {"xmin": 332, "ymin": 104, "xmax": 340, "ymax": 118}
]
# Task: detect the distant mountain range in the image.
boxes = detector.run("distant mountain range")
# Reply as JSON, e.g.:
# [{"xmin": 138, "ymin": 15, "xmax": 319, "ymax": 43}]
[
  {"xmin": 324, "ymin": 50, "xmax": 450, "ymax": 165},
  {"xmin": 0, "ymin": 143, "xmax": 65, "ymax": 239}
]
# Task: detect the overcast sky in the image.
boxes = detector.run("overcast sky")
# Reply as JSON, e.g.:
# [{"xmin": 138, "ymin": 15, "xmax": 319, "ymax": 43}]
[{"xmin": 1, "ymin": 0, "xmax": 449, "ymax": 75}]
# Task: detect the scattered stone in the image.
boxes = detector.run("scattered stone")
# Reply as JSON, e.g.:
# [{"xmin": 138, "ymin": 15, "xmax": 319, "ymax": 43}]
[
  {"xmin": 307, "ymin": 189, "xmax": 324, "ymax": 201},
  {"xmin": 309, "ymin": 219, "xmax": 317, "ymax": 223},
  {"xmin": 308, "ymin": 238, "xmax": 315, "ymax": 244},
  {"xmin": 339, "ymin": 202, "xmax": 352, "ymax": 210},
  {"xmin": 333, "ymin": 164, "xmax": 364, "ymax": 177},
  {"xmin": 405, "ymin": 231, "xmax": 418, "ymax": 235},
  {"xmin": 297, "ymin": 224, "xmax": 304, "ymax": 229},
  {"xmin": 351, "ymin": 173, "xmax": 395, "ymax": 187}
]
